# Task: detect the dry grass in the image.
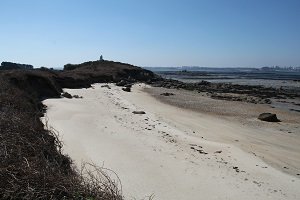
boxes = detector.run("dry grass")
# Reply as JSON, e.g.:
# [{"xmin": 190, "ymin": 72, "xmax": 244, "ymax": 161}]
[
  {"xmin": 0, "ymin": 61, "xmax": 158, "ymax": 199},
  {"xmin": 0, "ymin": 76, "xmax": 123, "ymax": 199},
  {"xmin": 77, "ymin": 163, "xmax": 123, "ymax": 200}
]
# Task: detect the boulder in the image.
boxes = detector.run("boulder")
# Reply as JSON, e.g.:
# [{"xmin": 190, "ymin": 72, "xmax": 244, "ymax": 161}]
[
  {"xmin": 116, "ymin": 80, "xmax": 128, "ymax": 86},
  {"xmin": 197, "ymin": 80, "xmax": 210, "ymax": 86},
  {"xmin": 258, "ymin": 113, "xmax": 280, "ymax": 122},
  {"xmin": 124, "ymin": 83, "xmax": 133, "ymax": 88},
  {"xmin": 73, "ymin": 95, "xmax": 83, "ymax": 98},
  {"xmin": 132, "ymin": 111, "xmax": 146, "ymax": 114},
  {"xmin": 264, "ymin": 98, "xmax": 271, "ymax": 104},
  {"xmin": 101, "ymin": 84, "xmax": 111, "ymax": 89},
  {"xmin": 61, "ymin": 92, "xmax": 72, "ymax": 98},
  {"xmin": 122, "ymin": 87, "xmax": 131, "ymax": 92},
  {"xmin": 160, "ymin": 92, "xmax": 175, "ymax": 96}
]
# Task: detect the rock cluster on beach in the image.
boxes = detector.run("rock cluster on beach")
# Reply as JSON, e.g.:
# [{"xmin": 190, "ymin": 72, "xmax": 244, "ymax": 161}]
[
  {"xmin": 160, "ymin": 92, "xmax": 175, "ymax": 96},
  {"xmin": 151, "ymin": 79, "xmax": 299, "ymax": 104}
]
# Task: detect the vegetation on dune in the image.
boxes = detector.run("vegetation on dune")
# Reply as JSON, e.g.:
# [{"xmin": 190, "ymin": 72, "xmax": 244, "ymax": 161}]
[
  {"xmin": 0, "ymin": 60, "xmax": 157, "ymax": 199},
  {"xmin": 1, "ymin": 62, "xmax": 34, "ymax": 70}
]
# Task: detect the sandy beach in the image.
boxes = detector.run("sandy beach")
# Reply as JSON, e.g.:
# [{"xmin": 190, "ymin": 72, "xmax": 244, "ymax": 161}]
[{"xmin": 43, "ymin": 83, "xmax": 300, "ymax": 200}]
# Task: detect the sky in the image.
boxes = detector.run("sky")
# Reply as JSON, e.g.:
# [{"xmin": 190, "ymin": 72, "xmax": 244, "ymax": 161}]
[{"xmin": 0, "ymin": 0, "xmax": 300, "ymax": 68}]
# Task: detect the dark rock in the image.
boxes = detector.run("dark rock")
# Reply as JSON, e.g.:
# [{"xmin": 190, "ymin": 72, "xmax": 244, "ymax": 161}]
[
  {"xmin": 116, "ymin": 80, "xmax": 128, "ymax": 86},
  {"xmin": 160, "ymin": 92, "xmax": 175, "ymax": 96},
  {"xmin": 264, "ymin": 98, "xmax": 272, "ymax": 104},
  {"xmin": 73, "ymin": 95, "xmax": 82, "ymax": 98},
  {"xmin": 198, "ymin": 149, "xmax": 208, "ymax": 154},
  {"xmin": 132, "ymin": 111, "xmax": 146, "ymax": 114},
  {"xmin": 150, "ymin": 76, "xmax": 300, "ymax": 104},
  {"xmin": 233, "ymin": 166, "xmax": 240, "ymax": 172},
  {"xmin": 101, "ymin": 84, "xmax": 111, "ymax": 89},
  {"xmin": 290, "ymin": 108, "xmax": 300, "ymax": 113},
  {"xmin": 122, "ymin": 87, "xmax": 131, "ymax": 92},
  {"xmin": 258, "ymin": 113, "xmax": 280, "ymax": 122},
  {"xmin": 124, "ymin": 83, "xmax": 133, "ymax": 88},
  {"xmin": 197, "ymin": 80, "xmax": 210, "ymax": 86},
  {"xmin": 61, "ymin": 92, "xmax": 72, "ymax": 98}
]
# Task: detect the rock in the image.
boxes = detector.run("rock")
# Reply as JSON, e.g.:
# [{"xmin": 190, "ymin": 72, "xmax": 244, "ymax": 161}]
[
  {"xmin": 116, "ymin": 80, "xmax": 128, "ymax": 86},
  {"xmin": 233, "ymin": 166, "xmax": 240, "ymax": 172},
  {"xmin": 122, "ymin": 87, "xmax": 131, "ymax": 92},
  {"xmin": 61, "ymin": 92, "xmax": 72, "ymax": 98},
  {"xmin": 73, "ymin": 95, "xmax": 83, "ymax": 98},
  {"xmin": 197, "ymin": 80, "xmax": 210, "ymax": 86},
  {"xmin": 150, "ymin": 76, "xmax": 299, "ymax": 103},
  {"xmin": 263, "ymin": 98, "xmax": 271, "ymax": 104},
  {"xmin": 124, "ymin": 83, "xmax": 133, "ymax": 88},
  {"xmin": 101, "ymin": 84, "xmax": 111, "ymax": 89},
  {"xmin": 132, "ymin": 111, "xmax": 146, "ymax": 114},
  {"xmin": 160, "ymin": 92, "xmax": 175, "ymax": 96},
  {"xmin": 258, "ymin": 113, "xmax": 280, "ymax": 122}
]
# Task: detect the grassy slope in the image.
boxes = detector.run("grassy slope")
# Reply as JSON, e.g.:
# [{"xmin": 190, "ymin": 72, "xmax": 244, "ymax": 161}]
[{"xmin": 0, "ymin": 60, "xmax": 157, "ymax": 199}]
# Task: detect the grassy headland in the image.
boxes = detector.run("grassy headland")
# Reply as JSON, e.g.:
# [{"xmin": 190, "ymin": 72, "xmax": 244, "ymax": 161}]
[{"xmin": 0, "ymin": 60, "xmax": 157, "ymax": 199}]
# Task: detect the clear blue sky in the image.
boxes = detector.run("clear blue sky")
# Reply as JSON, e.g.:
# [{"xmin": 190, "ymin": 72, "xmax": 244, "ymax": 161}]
[{"xmin": 0, "ymin": 0, "xmax": 299, "ymax": 68}]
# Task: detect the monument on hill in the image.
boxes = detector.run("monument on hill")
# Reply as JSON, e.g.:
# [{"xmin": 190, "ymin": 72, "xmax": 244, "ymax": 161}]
[{"xmin": 99, "ymin": 55, "xmax": 104, "ymax": 61}]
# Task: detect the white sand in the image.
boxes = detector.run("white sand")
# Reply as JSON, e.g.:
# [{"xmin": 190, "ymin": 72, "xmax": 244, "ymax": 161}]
[{"xmin": 43, "ymin": 83, "xmax": 300, "ymax": 200}]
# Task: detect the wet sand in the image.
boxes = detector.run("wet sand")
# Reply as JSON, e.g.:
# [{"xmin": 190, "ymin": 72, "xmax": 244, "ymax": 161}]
[
  {"xmin": 143, "ymin": 86, "xmax": 300, "ymax": 176},
  {"xmin": 42, "ymin": 83, "xmax": 300, "ymax": 200}
]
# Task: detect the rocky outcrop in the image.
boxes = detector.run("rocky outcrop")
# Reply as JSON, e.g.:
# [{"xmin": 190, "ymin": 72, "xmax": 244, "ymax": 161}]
[
  {"xmin": 160, "ymin": 92, "xmax": 175, "ymax": 96},
  {"xmin": 258, "ymin": 113, "xmax": 280, "ymax": 122},
  {"xmin": 151, "ymin": 79, "xmax": 299, "ymax": 104}
]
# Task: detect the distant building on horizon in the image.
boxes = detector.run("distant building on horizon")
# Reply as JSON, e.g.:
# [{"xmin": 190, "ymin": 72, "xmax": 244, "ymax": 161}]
[{"xmin": 99, "ymin": 55, "xmax": 104, "ymax": 61}]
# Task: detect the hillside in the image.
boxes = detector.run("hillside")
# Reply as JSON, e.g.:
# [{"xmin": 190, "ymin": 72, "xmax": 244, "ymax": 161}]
[{"xmin": 59, "ymin": 60, "xmax": 159, "ymax": 88}]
